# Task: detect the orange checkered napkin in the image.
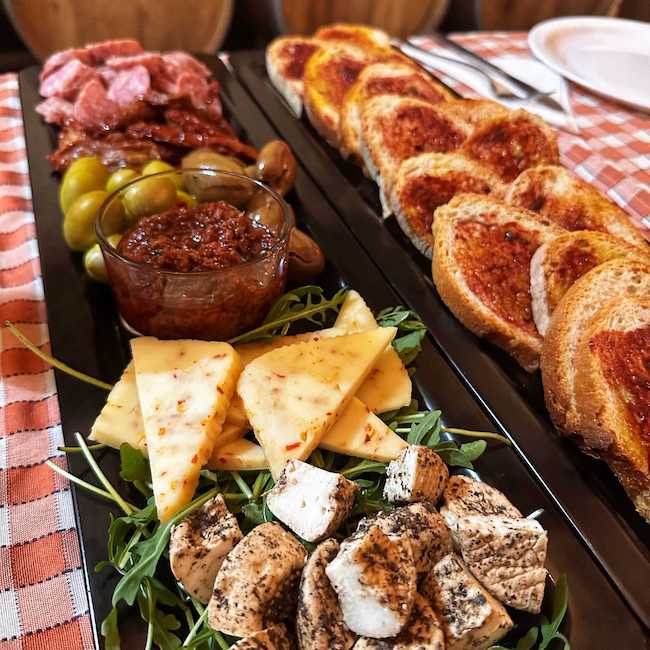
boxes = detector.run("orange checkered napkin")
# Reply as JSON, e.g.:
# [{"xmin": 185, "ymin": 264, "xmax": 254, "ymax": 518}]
[
  {"xmin": 415, "ymin": 32, "xmax": 650, "ymax": 238},
  {"xmin": 0, "ymin": 74, "xmax": 93, "ymax": 650}
]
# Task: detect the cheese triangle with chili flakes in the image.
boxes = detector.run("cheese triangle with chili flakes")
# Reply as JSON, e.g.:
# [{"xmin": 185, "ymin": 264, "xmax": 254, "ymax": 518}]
[
  {"xmin": 238, "ymin": 327, "xmax": 397, "ymax": 477},
  {"xmin": 131, "ymin": 337, "xmax": 242, "ymax": 522},
  {"xmin": 335, "ymin": 290, "xmax": 412, "ymax": 413}
]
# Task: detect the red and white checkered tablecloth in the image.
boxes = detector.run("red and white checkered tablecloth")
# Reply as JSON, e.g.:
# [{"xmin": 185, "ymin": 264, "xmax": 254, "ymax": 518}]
[{"xmin": 0, "ymin": 32, "xmax": 649, "ymax": 650}]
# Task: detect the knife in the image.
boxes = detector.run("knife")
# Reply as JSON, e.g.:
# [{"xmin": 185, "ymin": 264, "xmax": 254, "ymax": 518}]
[{"xmin": 422, "ymin": 32, "xmax": 564, "ymax": 101}]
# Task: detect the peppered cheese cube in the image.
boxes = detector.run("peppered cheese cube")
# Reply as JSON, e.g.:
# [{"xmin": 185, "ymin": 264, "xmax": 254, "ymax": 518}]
[
  {"xmin": 421, "ymin": 553, "xmax": 513, "ymax": 650},
  {"xmin": 267, "ymin": 460, "xmax": 357, "ymax": 542},
  {"xmin": 383, "ymin": 446, "xmax": 448, "ymax": 504}
]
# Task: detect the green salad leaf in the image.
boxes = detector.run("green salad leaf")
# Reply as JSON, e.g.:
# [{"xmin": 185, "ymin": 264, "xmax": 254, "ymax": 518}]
[
  {"xmin": 100, "ymin": 607, "xmax": 121, "ymax": 650},
  {"xmin": 376, "ymin": 306, "xmax": 427, "ymax": 366}
]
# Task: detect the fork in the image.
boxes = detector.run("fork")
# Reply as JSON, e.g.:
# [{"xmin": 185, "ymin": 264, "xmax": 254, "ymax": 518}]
[{"xmin": 393, "ymin": 40, "xmax": 566, "ymax": 114}]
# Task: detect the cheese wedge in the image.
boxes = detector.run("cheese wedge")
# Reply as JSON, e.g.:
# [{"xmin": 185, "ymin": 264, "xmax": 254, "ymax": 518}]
[
  {"xmin": 320, "ymin": 396, "xmax": 408, "ymax": 461},
  {"xmin": 238, "ymin": 327, "xmax": 397, "ymax": 477},
  {"xmin": 89, "ymin": 361, "xmax": 146, "ymax": 453},
  {"xmin": 208, "ymin": 439, "xmax": 268, "ymax": 471},
  {"xmin": 335, "ymin": 291, "xmax": 412, "ymax": 413},
  {"xmin": 131, "ymin": 338, "xmax": 242, "ymax": 522},
  {"xmin": 335, "ymin": 289, "xmax": 380, "ymax": 332}
]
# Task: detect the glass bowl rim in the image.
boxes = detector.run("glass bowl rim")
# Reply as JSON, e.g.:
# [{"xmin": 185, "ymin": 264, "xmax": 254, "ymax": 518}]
[{"xmin": 95, "ymin": 167, "xmax": 292, "ymax": 277}]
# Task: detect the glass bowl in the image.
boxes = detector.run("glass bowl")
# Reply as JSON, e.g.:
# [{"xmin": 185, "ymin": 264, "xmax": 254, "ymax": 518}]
[{"xmin": 96, "ymin": 168, "xmax": 291, "ymax": 341}]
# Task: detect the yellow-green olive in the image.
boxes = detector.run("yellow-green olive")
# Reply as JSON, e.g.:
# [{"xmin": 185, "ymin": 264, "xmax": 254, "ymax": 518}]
[
  {"xmin": 176, "ymin": 190, "xmax": 197, "ymax": 208},
  {"xmin": 83, "ymin": 244, "xmax": 108, "ymax": 282},
  {"xmin": 141, "ymin": 160, "xmax": 183, "ymax": 189},
  {"xmin": 287, "ymin": 228, "xmax": 325, "ymax": 285},
  {"xmin": 63, "ymin": 190, "xmax": 123, "ymax": 252},
  {"xmin": 123, "ymin": 177, "xmax": 177, "ymax": 218},
  {"xmin": 251, "ymin": 140, "xmax": 296, "ymax": 197},
  {"xmin": 60, "ymin": 157, "xmax": 109, "ymax": 213},
  {"xmin": 106, "ymin": 168, "xmax": 138, "ymax": 194},
  {"xmin": 107, "ymin": 233, "xmax": 122, "ymax": 248}
]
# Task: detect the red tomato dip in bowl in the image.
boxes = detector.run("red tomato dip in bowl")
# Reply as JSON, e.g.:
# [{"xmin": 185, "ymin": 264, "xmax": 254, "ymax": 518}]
[{"xmin": 96, "ymin": 169, "xmax": 290, "ymax": 340}]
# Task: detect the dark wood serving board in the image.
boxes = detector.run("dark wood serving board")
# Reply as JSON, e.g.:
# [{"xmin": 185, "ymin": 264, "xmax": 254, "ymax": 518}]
[{"xmin": 18, "ymin": 56, "xmax": 647, "ymax": 648}]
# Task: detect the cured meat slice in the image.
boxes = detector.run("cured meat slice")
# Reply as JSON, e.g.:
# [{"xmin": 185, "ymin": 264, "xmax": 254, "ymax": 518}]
[
  {"xmin": 72, "ymin": 79, "xmax": 121, "ymax": 130},
  {"xmin": 85, "ymin": 39, "xmax": 144, "ymax": 63},
  {"xmin": 107, "ymin": 65, "xmax": 151, "ymax": 107},
  {"xmin": 163, "ymin": 51, "xmax": 211, "ymax": 78},
  {"xmin": 35, "ymin": 97, "xmax": 74, "ymax": 126},
  {"xmin": 106, "ymin": 52, "xmax": 165, "ymax": 74},
  {"xmin": 40, "ymin": 59, "xmax": 100, "ymax": 99},
  {"xmin": 40, "ymin": 48, "xmax": 92, "ymax": 82}
]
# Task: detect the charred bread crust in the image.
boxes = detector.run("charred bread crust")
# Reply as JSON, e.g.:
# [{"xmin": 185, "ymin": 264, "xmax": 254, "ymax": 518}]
[
  {"xmin": 540, "ymin": 258, "xmax": 650, "ymax": 435},
  {"xmin": 432, "ymin": 193, "xmax": 564, "ymax": 371}
]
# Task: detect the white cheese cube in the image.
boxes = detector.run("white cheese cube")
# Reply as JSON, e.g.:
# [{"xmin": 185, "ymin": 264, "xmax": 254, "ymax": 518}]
[
  {"xmin": 169, "ymin": 494, "xmax": 242, "ymax": 603},
  {"xmin": 421, "ymin": 553, "xmax": 513, "ymax": 650},
  {"xmin": 267, "ymin": 460, "xmax": 357, "ymax": 542},
  {"xmin": 326, "ymin": 526, "xmax": 417, "ymax": 639},
  {"xmin": 383, "ymin": 446, "xmax": 448, "ymax": 503}
]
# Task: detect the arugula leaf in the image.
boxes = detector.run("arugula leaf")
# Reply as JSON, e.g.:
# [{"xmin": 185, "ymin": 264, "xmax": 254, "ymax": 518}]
[
  {"xmin": 406, "ymin": 410, "xmax": 442, "ymax": 445},
  {"xmin": 434, "ymin": 448, "xmax": 475, "ymax": 469},
  {"xmin": 229, "ymin": 286, "xmax": 348, "ymax": 344},
  {"xmin": 119, "ymin": 443, "xmax": 150, "ymax": 483},
  {"xmin": 376, "ymin": 306, "xmax": 427, "ymax": 366},
  {"xmin": 340, "ymin": 459, "xmax": 386, "ymax": 479},
  {"xmin": 539, "ymin": 575, "xmax": 570, "ymax": 649},
  {"xmin": 101, "ymin": 607, "xmax": 121, "ymax": 650},
  {"xmin": 460, "ymin": 440, "xmax": 488, "ymax": 461}
]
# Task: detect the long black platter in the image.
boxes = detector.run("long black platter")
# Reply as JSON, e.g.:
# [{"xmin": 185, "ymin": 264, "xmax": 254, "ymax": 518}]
[
  {"xmin": 231, "ymin": 49, "xmax": 650, "ymax": 630},
  {"xmin": 19, "ymin": 57, "xmax": 646, "ymax": 648}
]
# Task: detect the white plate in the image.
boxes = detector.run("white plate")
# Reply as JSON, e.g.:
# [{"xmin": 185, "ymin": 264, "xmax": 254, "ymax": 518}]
[{"xmin": 529, "ymin": 16, "xmax": 650, "ymax": 113}]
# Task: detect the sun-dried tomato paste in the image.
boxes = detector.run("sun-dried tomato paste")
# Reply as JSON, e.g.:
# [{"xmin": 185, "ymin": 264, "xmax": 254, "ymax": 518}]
[
  {"xmin": 379, "ymin": 106, "xmax": 466, "ymax": 162},
  {"xmin": 455, "ymin": 219, "xmax": 541, "ymax": 335},
  {"xmin": 106, "ymin": 201, "xmax": 287, "ymax": 340},
  {"xmin": 591, "ymin": 325, "xmax": 650, "ymax": 444},
  {"xmin": 400, "ymin": 173, "xmax": 491, "ymax": 244},
  {"xmin": 118, "ymin": 201, "xmax": 276, "ymax": 272}
]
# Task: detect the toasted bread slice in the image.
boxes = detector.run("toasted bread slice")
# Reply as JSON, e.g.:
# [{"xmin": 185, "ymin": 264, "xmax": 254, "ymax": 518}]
[
  {"xmin": 389, "ymin": 152, "xmax": 504, "ymax": 258},
  {"xmin": 432, "ymin": 194, "xmax": 564, "ymax": 371},
  {"xmin": 266, "ymin": 36, "xmax": 323, "ymax": 117},
  {"xmin": 573, "ymin": 296, "xmax": 650, "ymax": 521},
  {"xmin": 314, "ymin": 23, "xmax": 390, "ymax": 50},
  {"xmin": 531, "ymin": 230, "xmax": 650, "ymax": 336},
  {"xmin": 462, "ymin": 108, "xmax": 559, "ymax": 182},
  {"xmin": 303, "ymin": 43, "xmax": 375, "ymax": 147},
  {"xmin": 339, "ymin": 62, "xmax": 452, "ymax": 162},
  {"xmin": 440, "ymin": 98, "xmax": 509, "ymax": 128},
  {"xmin": 541, "ymin": 258, "xmax": 650, "ymax": 434},
  {"xmin": 359, "ymin": 96, "xmax": 471, "ymax": 215},
  {"xmin": 505, "ymin": 165, "xmax": 649, "ymax": 248}
]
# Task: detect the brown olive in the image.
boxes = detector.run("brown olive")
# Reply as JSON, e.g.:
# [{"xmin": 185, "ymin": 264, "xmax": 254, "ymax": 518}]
[
  {"xmin": 288, "ymin": 228, "xmax": 325, "ymax": 285},
  {"xmin": 251, "ymin": 140, "xmax": 297, "ymax": 197},
  {"xmin": 246, "ymin": 191, "xmax": 296, "ymax": 230}
]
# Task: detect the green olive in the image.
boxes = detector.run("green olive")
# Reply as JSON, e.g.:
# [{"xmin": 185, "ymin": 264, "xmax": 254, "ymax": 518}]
[
  {"xmin": 106, "ymin": 168, "xmax": 138, "ymax": 194},
  {"xmin": 123, "ymin": 177, "xmax": 177, "ymax": 218},
  {"xmin": 60, "ymin": 158, "xmax": 110, "ymax": 213},
  {"xmin": 251, "ymin": 140, "xmax": 296, "ymax": 197},
  {"xmin": 83, "ymin": 244, "xmax": 108, "ymax": 282},
  {"xmin": 107, "ymin": 233, "xmax": 122, "ymax": 248},
  {"xmin": 141, "ymin": 160, "xmax": 183, "ymax": 189},
  {"xmin": 63, "ymin": 190, "xmax": 116, "ymax": 251},
  {"xmin": 176, "ymin": 190, "xmax": 197, "ymax": 208}
]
